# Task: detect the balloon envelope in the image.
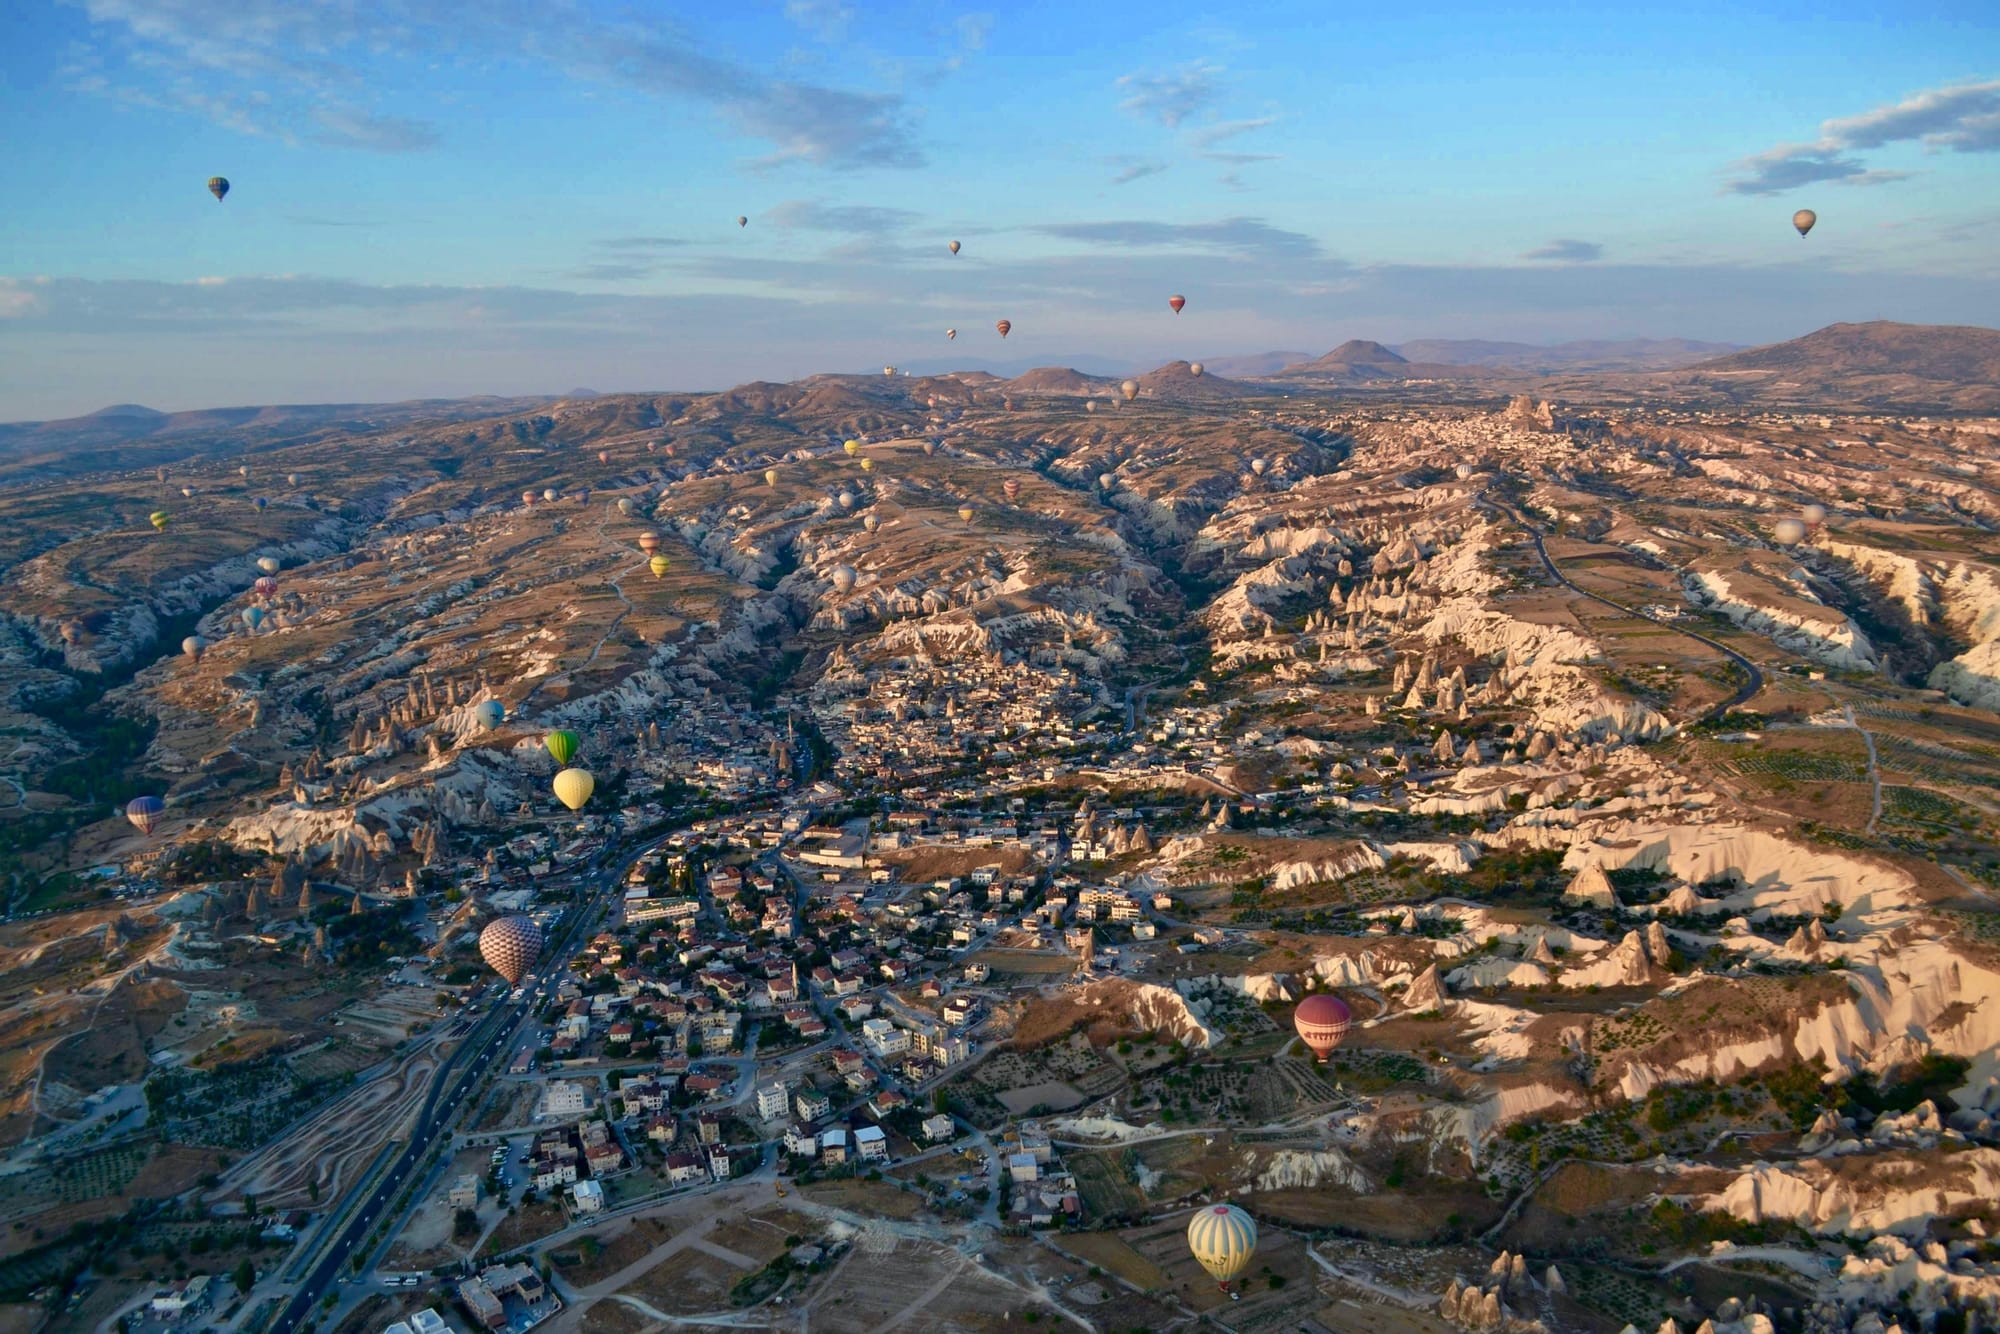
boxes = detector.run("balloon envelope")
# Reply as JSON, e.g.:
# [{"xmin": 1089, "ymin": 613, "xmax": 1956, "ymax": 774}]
[
  {"xmin": 150, "ymin": 512, "xmax": 170, "ymax": 531},
  {"xmin": 207, "ymin": 177, "xmax": 229, "ymax": 202},
  {"xmin": 995, "ymin": 320, "xmax": 1010, "ymax": 337},
  {"xmin": 831, "ymin": 565, "xmax": 857, "ymax": 593},
  {"xmin": 126, "ymin": 795, "xmax": 165, "ymax": 836},
  {"xmin": 948, "ymin": 240, "xmax": 961, "ymax": 254},
  {"xmin": 479, "ymin": 914, "xmax": 543, "ymax": 985},
  {"xmin": 552, "ymin": 767, "xmax": 595, "ymax": 810},
  {"xmin": 1802, "ymin": 503, "xmax": 1828, "ymax": 525},
  {"xmin": 242, "ymin": 607, "xmax": 266, "ymax": 631},
  {"xmin": 737, "ymin": 215, "xmax": 748, "ymax": 228},
  {"xmin": 958, "ymin": 506, "xmax": 975, "ymax": 523},
  {"xmin": 542, "ymin": 488, "xmax": 559, "ymax": 503},
  {"xmin": 287, "ymin": 473, "xmax": 300, "ymax": 487},
  {"xmin": 1294, "ymin": 993, "xmax": 1352, "ymax": 1061},
  {"xmin": 1773, "ymin": 518, "xmax": 1808, "ymax": 545},
  {"xmin": 1189, "ymin": 363, "xmax": 1203, "ymax": 377},
  {"xmin": 473, "ymin": 700, "xmax": 505, "ymax": 730},
  {"xmin": 1169, "ymin": 294, "xmax": 1186, "ymax": 313},
  {"xmin": 1003, "ymin": 478, "xmax": 1022, "ymax": 501},
  {"xmin": 862, "ymin": 514, "xmax": 879, "ymax": 532},
  {"xmin": 182, "ymin": 635, "xmax": 206, "ymax": 659},
  {"xmin": 1793, "ymin": 209, "xmax": 1817, "ymax": 237},
  {"xmin": 649, "ymin": 555, "xmax": 671, "ymax": 578},
  {"xmin": 638, "ymin": 532, "xmax": 661, "ymax": 554},
  {"xmin": 946, "ymin": 328, "xmax": 957, "ymax": 339},
  {"xmin": 1187, "ymin": 1204, "xmax": 1257, "ymax": 1284},
  {"xmin": 258, "ymin": 557, "xmax": 280, "ymax": 573},
  {"xmin": 1121, "ymin": 380, "xmax": 1138, "ymax": 402},
  {"xmin": 1099, "ymin": 473, "xmax": 1116, "ymax": 490},
  {"xmin": 544, "ymin": 730, "xmax": 580, "ymax": 766},
  {"xmin": 617, "ymin": 498, "xmax": 635, "ymax": 515},
  {"xmin": 844, "ymin": 440, "xmax": 861, "ymax": 456},
  {"xmin": 765, "ymin": 469, "xmax": 780, "ymax": 487},
  {"xmin": 254, "ymin": 576, "xmax": 278, "ymax": 596}
]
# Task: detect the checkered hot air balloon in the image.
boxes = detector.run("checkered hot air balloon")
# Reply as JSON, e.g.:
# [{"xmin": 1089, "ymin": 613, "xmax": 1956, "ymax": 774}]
[{"xmin": 479, "ymin": 914, "xmax": 543, "ymax": 986}]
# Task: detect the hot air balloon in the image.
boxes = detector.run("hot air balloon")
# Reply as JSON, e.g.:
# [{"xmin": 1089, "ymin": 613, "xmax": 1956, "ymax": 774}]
[
  {"xmin": 995, "ymin": 320, "xmax": 1011, "ymax": 338},
  {"xmin": 521, "ymin": 490, "xmax": 537, "ymax": 507},
  {"xmin": 182, "ymin": 635, "xmax": 206, "ymax": 659},
  {"xmin": 1792, "ymin": 209, "xmax": 1817, "ymax": 237},
  {"xmin": 946, "ymin": 328, "xmax": 957, "ymax": 340},
  {"xmin": 254, "ymin": 576, "xmax": 278, "ymax": 597},
  {"xmin": 1773, "ymin": 517, "xmax": 1807, "ymax": 545},
  {"xmin": 1251, "ymin": 458, "xmax": 1269, "ymax": 476},
  {"xmin": 859, "ymin": 457, "xmax": 875, "ymax": 473},
  {"xmin": 862, "ymin": 514, "xmax": 880, "ymax": 532},
  {"xmin": 1802, "ymin": 503, "xmax": 1828, "ymax": 526},
  {"xmin": 207, "ymin": 177, "xmax": 229, "ymax": 202},
  {"xmin": 838, "ymin": 492, "xmax": 856, "ymax": 510},
  {"xmin": 949, "ymin": 240, "xmax": 961, "ymax": 255},
  {"xmin": 1189, "ymin": 363, "xmax": 1203, "ymax": 377},
  {"xmin": 473, "ymin": 700, "xmax": 505, "ymax": 730},
  {"xmin": 922, "ymin": 441, "xmax": 936, "ymax": 456},
  {"xmin": 252, "ymin": 496, "xmax": 268, "ymax": 510},
  {"xmin": 552, "ymin": 767, "xmax": 595, "ymax": 811},
  {"xmin": 1187, "ymin": 1204, "xmax": 1257, "ymax": 1290},
  {"xmin": 542, "ymin": 488, "xmax": 560, "ymax": 503},
  {"xmin": 831, "ymin": 565, "xmax": 857, "ymax": 593},
  {"xmin": 1455, "ymin": 463, "xmax": 1474, "ymax": 480},
  {"xmin": 765, "ymin": 469, "xmax": 780, "ymax": 487},
  {"xmin": 617, "ymin": 498, "xmax": 636, "ymax": 516},
  {"xmin": 242, "ymin": 607, "xmax": 266, "ymax": 631},
  {"xmin": 126, "ymin": 795, "xmax": 166, "ymax": 836},
  {"xmin": 737, "ymin": 215, "xmax": 749, "ymax": 228},
  {"xmin": 479, "ymin": 914, "xmax": 543, "ymax": 986},
  {"xmin": 60, "ymin": 620, "xmax": 84, "ymax": 646},
  {"xmin": 1121, "ymin": 380, "xmax": 1138, "ymax": 402},
  {"xmin": 239, "ymin": 465, "xmax": 251, "ymax": 478},
  {"xmin": 257, "ymin": 557, "xmax": 281, "ymax": 574},
  {"xmin": 649, "ymin": 555, "xmax": 671, "ymax": 578},
  {"xmin": 286, "ymin": 473, "xmax": 300, "ymax": 487},
  {"xmin": 638, "ymin": 532, "xmax": 661, "ymax": 554},
  {"xmin": 1086, "ymin": 401, "xmax": 1097, "ymax": 413},
  {"xmin": 544, "ymin": 730, "xmax": 580, "ymax": 766},
  {"xmin": 598, "ymin": 450, "xmax": 610, "ymax": 464},
  {"xmin": 1099, "ymin": 472, "xmax": 1116, "ymax": 490},
  {"xmin": 150, "ymin": 511, "xmax": 169, "ymax": 531},
  {"xmin": 1293, "ymin": 993, "xmax": 1352, "ymax": 1062},
  {"xmin": 181, "ymin": 486, "xmax": 195, "ymax": 498},
  {"xmin": 1168, "ymin": 294, "xmax": 1186, "ymax": 314},
  {"xmin": 844, "ymin": 440, "xmax": 861, "ymax": 457},
  {"xmin": 1003, "ymin": 478, "xmax": 1022, "ymax": 502},
  {"xmin": 156, "ymin": 467, "xmax": 169, "ymax": 483},
  {"xmin": 958, "ymin": 506, "xmax": 976, "ymax": 523}
]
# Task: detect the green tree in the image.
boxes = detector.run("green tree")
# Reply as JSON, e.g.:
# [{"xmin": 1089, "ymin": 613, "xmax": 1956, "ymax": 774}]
[{"xmin": 233, "ymin": 1258, "xmax": 255, "ymax": 1294}]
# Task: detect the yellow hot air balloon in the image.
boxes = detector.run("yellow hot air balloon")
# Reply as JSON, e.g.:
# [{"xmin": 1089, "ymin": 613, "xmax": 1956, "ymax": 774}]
[
  {"xmin": 649, "ymin": 555, "xmax": 671, "ymax": 578},
  {"xmin": 765, "ymin": 468, "xmax": 780, "ymax": 487},
  {"xmin": 958, "ymin": 506, "xmax": 975, "ymax": 523},
  {"xmin": 844, "ymin": 440, "xmax": 861, "ymax": 457},
  {"xmin": 1187, "ymin": 1204, "xmax": 1257, "ymax": 1287},
  {"xmin": 859, "ymin": 458, "xmax": 875, "ymax": 473},
  {"xmin": 552, "ymin": 767, "xmax": 595, "ymax": 811},
  {"xmin": 149, "ymin": 511, "xmax": 170, "ymax": 531}
]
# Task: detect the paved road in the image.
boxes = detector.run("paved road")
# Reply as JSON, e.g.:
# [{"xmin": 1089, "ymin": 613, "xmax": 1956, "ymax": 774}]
[{"xmin": 1486, "ymin": 499, "xmax": 1764, "ymax": 722}]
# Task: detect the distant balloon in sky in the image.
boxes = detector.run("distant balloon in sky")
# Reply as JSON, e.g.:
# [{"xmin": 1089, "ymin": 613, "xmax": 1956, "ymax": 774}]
[
  {"xmin": 207, "ymin": 177, "xmax": 229, "ymax": 202},
  {"xmin": 542, "ymin": 487, "xmax": 559, "ymax": 503},
  {"xmin": 521, "ymin": 490, "xmax": 537, "ymax": 507},
  {"xmin": 838, "ymin": 491, "xmax": 856, "ymax": 509},
  {"xmin": 150, "ymin": 511, "xmax": 170, "ymax": 531},
  {"xmin": 922, "ymin": 441, "xmax": 935, "ymax": 456},
  {"xmin": 252, "ymin": 496, "xmax": 267, "ymax": 510},
  {"xmin": 1121, "ymin": 379, "xmax": 1138, "ymax": 402},
  {"xmin": 1003, "ymin": 478, "xmax": 1022, "ymax": 501},
  {"xmin": 182, "ymin": 635, "xmax": 206, "ymax": 660},
  {"xmin": 181, "ymin": 486, "xmax": 194, "ymax": 498},
  {"xmin": 862, "ymin": 514, "xmax": 880, "ymax": 532},
  {"xmin": 552, "ymin": 767, "xmax": 595, "ymax": 810},
  {"xmin": 239, "ymin": 465, "xmax": 250, "ymax": 478},
  {"xmin": 638, "ymin": 532, "xmax": 661, "ymax": 554},
  {"xmin": 473, "ymin": 699, "xmax": 505, "ymax": 730},
  {"xmin": 1189, "ymin": 363, "xmax": 1203, "ymax": 377},
  {"xmin": 1792, "ymin": 209, "xmax": 1817, "ymax": 237},
  {"xmin": 126, "ymin": 795, "xmax": 166, "ymax": 836},
  {"xmin": 1168, "ymin": 294, "xmax": 1186, "ymax": 314},
  {"xmin": 737, "ymin": 215, "xmax": 749, "ymax": 228},
  {"xmin": 617, "ymin": 498, "xmax": 636, "ymax": 515},
  {"xmin": 242, "ymin": 606, "xmax": 266, "ymax": 631},
  {"xmin": 254, "ymin": 576, "xmax": 278, "ymax": 597},
  {"xmin": 948, "ymin": 240, "xmax": 961, "ymax": 255},
  {"xmin": 1187, "ymin": 1205, "xmax": 1257, "ymax": 1288},
  {"xmin": 287, "ymin": 473, "xmax": 300, "ymax": 487},
  {"xmin": 1802, "ymin": 503, "xmax": 1828, "ymax": 526},
  {"xmin": 649, "ymin": 555, "xmax": 671, "ymax": 578},
  {"xmin": 946, "ymin": 328, "xmax": 957, "ymax": 340},
  {"xmin": 831, "ymin": 564, "xmax": 857, "ymax": 593},
  {"xmin": 598, "ymin": 450, "xmax": 610, "ymax": 464},
  {"xmin": 1099, "ymin": 473, "xmax": 1116, "ymax": 490},
  {"xmin": 995, "ymin": 320, "xmax": 1011, "ymax": 338},
  {"xmin": 765, "ymin": 469, "xmax": 780, "ymax": 487},
  {"xmin": 1773, "ymin": 517, "xmax": 1808, "ymax": 545},
  {"xmin": 258, "ymin": 557, "xmax": 280, "ymax": 573},
  {"xmin": 544, "ymin": 730, "xmax": 580, "ymax": 766},
  {"xmin": 959, "ymin": 506, "xmax": 975, "ymax": 523},
  {"xmin": 844, "ymin": 439, "xmax": 861, "ymax": 457},
  {"xmin": 859, "ymin": 458, "xmax": 875, "ymax": 473}
]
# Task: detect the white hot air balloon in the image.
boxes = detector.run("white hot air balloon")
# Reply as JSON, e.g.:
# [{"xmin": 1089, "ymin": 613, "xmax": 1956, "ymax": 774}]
[
  {"xmin": 1802, "ymin": 503, "xmax": 1828, "ymax": 526},
  {"xmin": 831, "ymin": 565, "xmax": 857, "ymax": 593},
  {"xmin": 862, "ymin": 514, "xmax": 880, "ymax": 532},
  {"xmin": 1773, "ymin": 517, "xmax": 1807, "ymax": 545},
  {"xmin": 1187, "ymin": 1204, "xmax": 1257, "ymax": 1290}
]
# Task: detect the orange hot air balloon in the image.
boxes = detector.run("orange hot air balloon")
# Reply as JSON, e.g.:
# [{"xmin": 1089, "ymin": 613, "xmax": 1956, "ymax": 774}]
[
  {"xmin": 958, "ymin": 505, "xmax": 975, "ymax": 523},
  {"xmin": 1003, "ymin": 478, "xmax": 1022, "ymax": 502},
  {"xmin": 995, "ymin": 320, "xmax": 1011, "ymax": 338},
  {"xmin": 1168, "ymin": 294, "xmax": 1186, "ymax": 314},
  {"xmin": 638, "ymin": 531, "xmax": 661, "ymax": 554},
  {"xmin": 1293, "ymin": 994, "xmax": 1352, "ymax": 1062}
]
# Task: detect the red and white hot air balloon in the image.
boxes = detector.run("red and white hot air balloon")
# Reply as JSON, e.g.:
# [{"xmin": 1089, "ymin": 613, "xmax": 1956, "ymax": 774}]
[
  {"xmin": 995, "ymin": 319, "xmax": 1011, "ymax": 338},
  {"xmin": 1168, "ymin": 294, "xmax": 1186, "ymax": 314},
  {"xmin": 637, "ymin": 532, "xmax": 661, "ymax": 554},
  {"xmin": 1293, "ymin": 993, "xmax": 1352, "ymax": 1062},
  {"xmin": 479, "ymin": 914, "xmax": 544, "ymax": 986}
]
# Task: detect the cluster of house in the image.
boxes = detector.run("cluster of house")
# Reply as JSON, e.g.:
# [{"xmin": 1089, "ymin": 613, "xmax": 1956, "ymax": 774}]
[
  {"xmin": 999, "ymin": 1126, "xmax": 1082, "ymax": 1227},
  {"xmin": 455, "ymin": 1261, "xmax": 554, "ymax": 1331}
]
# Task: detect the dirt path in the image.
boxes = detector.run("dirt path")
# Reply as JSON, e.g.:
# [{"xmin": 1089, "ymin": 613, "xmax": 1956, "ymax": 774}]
[{"xmin": 1845, "ymin": 704, "xmax": 1884, "ymax": 834}]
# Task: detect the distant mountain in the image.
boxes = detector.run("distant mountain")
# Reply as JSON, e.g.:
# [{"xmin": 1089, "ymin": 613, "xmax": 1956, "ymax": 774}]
[
  {"xmin": 1004, "ymin": 368, "xmax": 1107, "ymax": 396},
  {"xmin": 88, "ymin": 403, "xmax": 170, "ymax": 420},
  {"xmin": 1197, "ymin": 351, "xmax": 1315, "ymax": 379},
  {"xmin": 1394, "ymin": 337, "xmax": 1738, "ymax": 373},
  {"xmin": 1302, "ymin": 340, "xmax": 1408, "ymax": 369},
  {"xmin": 1134, "ymin": 361, "xmax": 1259, "ymax": 400},
  {"xmin": 1690, "ymin": 321, "xmax": 2000, "ymax": 379}
]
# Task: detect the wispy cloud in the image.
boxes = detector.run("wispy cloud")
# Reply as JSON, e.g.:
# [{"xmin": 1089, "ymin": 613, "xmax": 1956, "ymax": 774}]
[
  {"xmin": 1725, "ymin": 78, "xmax": 1998, "ymax": 195},
  {"xmin": 1116, "ymin": 61, "xmax": 1221, "ymax": 129},
  {"xmin": 1031, "ymin": 217, "xmax": 1319, "ymax": 259},
  {"xmin": 1104, "ymin": 156, "xmax": 1168, "ymax": 185},
  {"xmin": 1523, "ymin": 238, "xmax": 1603, "ymax": 263},
  {"xmin": 1188, "ymin": 117, "xmax": 1274, "ymax": 148},
  {"xmin": 783, "ymin": 0, "xmax": 855, "ymax": 43},
  {"xmin": 766, "ymin": 200, "xmax": 918, "ymax": 233},
  {"xmin": 62, "ymin": 0, "xmax": 925, "ymax": 169}
]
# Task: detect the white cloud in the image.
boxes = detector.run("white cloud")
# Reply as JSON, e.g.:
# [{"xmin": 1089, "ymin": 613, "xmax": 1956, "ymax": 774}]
[
  {"xmin": 1116, "ymin": 62, "xmax": 1222, "ymax": 129},
  {"xmin": 1726, "ymin": 78, "xmax": 1998, "ymax": 195}
]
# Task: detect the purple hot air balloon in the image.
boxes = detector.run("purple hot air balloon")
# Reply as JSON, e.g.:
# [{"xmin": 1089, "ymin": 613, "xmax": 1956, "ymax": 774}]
[{"xmin": 125, "ymin": 795, "xmax": 165, "ymax": 836}]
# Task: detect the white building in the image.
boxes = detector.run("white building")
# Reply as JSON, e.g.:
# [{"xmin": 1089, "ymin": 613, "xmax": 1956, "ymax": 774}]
[
  {"xmin": 570, "ymin": 1179, "xmax": 606, "ymax": 1214},
  {"xmin": 756, "ymin": 1082, "xmax": 792, "ymax": 1120},
  {"xmin": 539, "ymin": 1079, "xmax": 590, "ymax": 1119},
  {"xmin": 853, "ymin": 1124, "xmax": 889, "ymax": 1162},
  {"xmin": 860, "ymin": 1016, "xmax": 910, "ymax": 1058}
]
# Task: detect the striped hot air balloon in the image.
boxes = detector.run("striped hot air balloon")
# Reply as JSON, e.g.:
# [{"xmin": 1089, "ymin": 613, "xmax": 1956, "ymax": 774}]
[
  {"xmin": 125, "ymin": 795, "xmax": 166, "ymax": 836},
  {"xmin": 1293, "ymin": 993, "xmax": 1352, "ymax": 1062},
  {"xmin": 1187, "ymin": 1204, "xmax": 1257, "ymax": 1288},
  {"xmin": 544, "ymin": 730, "xmax": 580, "ymax": 766}
]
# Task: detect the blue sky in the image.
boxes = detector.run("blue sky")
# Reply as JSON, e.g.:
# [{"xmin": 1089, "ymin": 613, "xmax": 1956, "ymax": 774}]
[{"xmin": 1, "ymin": 0, "xmax": 1997, "ymax": 418}]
